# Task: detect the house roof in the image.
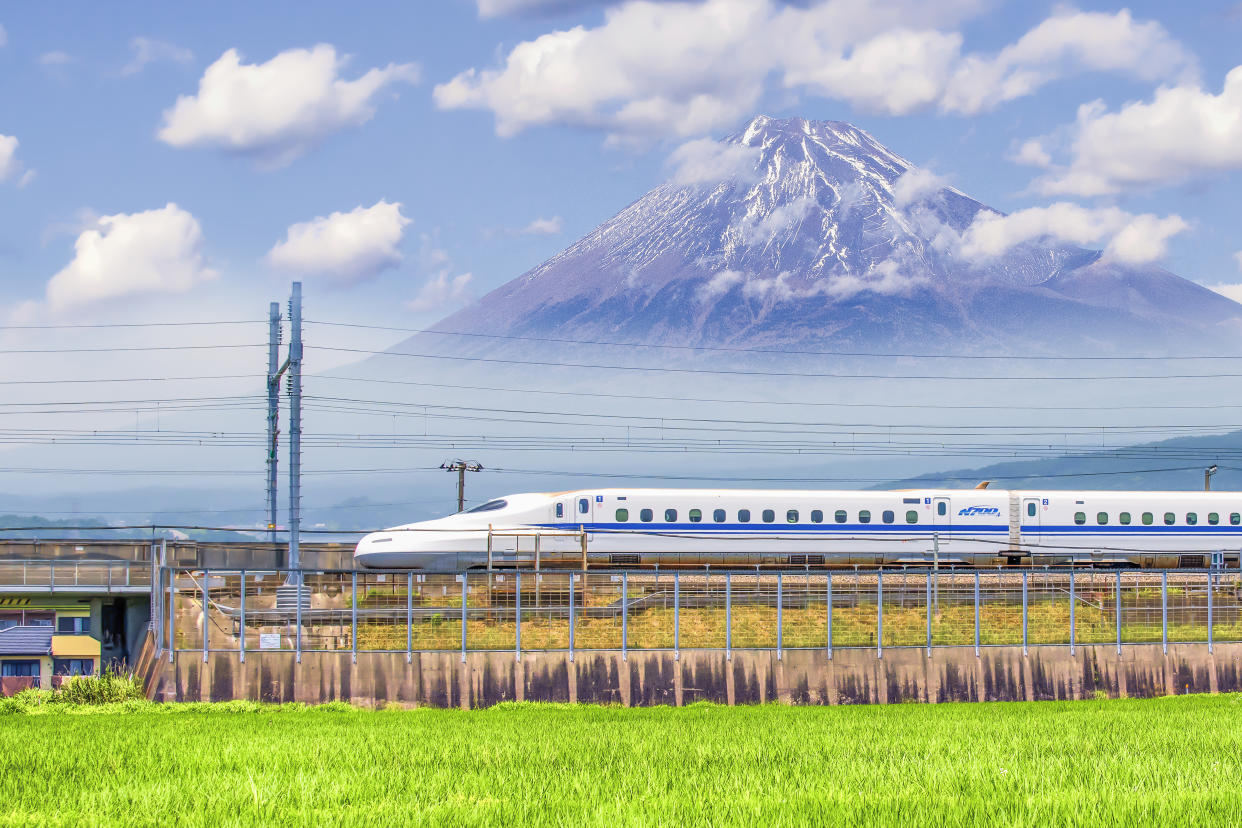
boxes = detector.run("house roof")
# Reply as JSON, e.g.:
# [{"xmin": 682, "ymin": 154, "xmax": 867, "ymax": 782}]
[{"xmin": 0, "ymin": 626, "xmax": 53, "ymax": 656}]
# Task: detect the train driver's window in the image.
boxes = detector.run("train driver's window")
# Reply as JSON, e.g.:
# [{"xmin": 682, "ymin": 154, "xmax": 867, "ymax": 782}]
[
  {"xmin": 762, "ymin": 509, "xmax": 775, "ymax": 523},
  {"xmin": 937, "ymin": 502, "xmax": 947, "ymax": 516},
  {"xmin": 906, "ymin": 510, "xmax": 918, "ymax": 524},
  {"xmin": 713, "ymin": 509, "xmax": 726, "ymax": 522},
  {"xmin": 1209, "ymin": 513, "xmax": 1220, "ymax": 525},
  {"xmin": 689, "ymin": 509, "xmax": 702, "ymax": 523},
  {"xmin": 1186, "ymin": 512, "xmax": 1197, "ymax": 525},
  {"xmin": 616, "ymin": 508, "xmax": 629, "ymax": 521},
  {"xmin": 640, "ymin": 509, "xmax": 653, "ymax": 522},
  {"xmin": 1074, "ymin": 512, "xmax": 1086, "ymax": 525},
  {"xmin": 1164, "ymin": 512, "xmax": 1176, "ymax": 525},
  {"xmin": 786, "ymin": 510, "xmax": 799, "ymax": 523},
  {"xmin": 1096, "ymin": 512, "xmax": 1108, "ymax": 525},
  {"xmin": 555, "ymin": 503, "xmax": 564, "ymax": 518},
  {"xmin": 738, "ymin": 509, "xmax": 751, "ymax": 523},
  {"xmin": 811, "ymin": 510, "xmax": 823, "ymax": 523},
  {"xmin": 578, "ymin": 498, "xmax": 589, "ymax": 514},
  {"xmin": 1119, "ymin": 512, "xmax": 1131, "ymax": 525},
  {"xmin": 1027, "ymin": 502, "xmax": 1036, "ymax": 517},
  {"xmin": 834, "ymin": 510, "xmax": 847, "ymax": 523},
  {"xmin": 1232, "ymin": 513, "xmax": 1241, "ymax": 526},
  {"xmin": 859, "ymin": 510, "xmax": 871, "ymax": 524},
  {"xmin": 882, "ymin": 510, "xmax": 895, "ymax": 524},
  {"xmin": 665, "ymin": 509, "xmax": 678, "ymax": 522},
  {"xmin": 1142, "ymin": 512, "xmax": 1153, "ymax": 525}
]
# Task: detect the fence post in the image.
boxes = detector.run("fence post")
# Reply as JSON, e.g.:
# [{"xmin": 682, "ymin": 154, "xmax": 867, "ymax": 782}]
[
  {"xmin": 406, "ymin": 572, "xmax": 413, "ymax": 664},
  {"xmin": 295, "ymin": 571, "xmax": 302, "ymax": 664},
  {"xmin": 516, "ymin": 570, "xmax": 522, "ymax": 662},
  {"xmin": 673, "ymin": 571, "xmax": 680, "ymax": 661},
  {"xmin": 725, "ymin": 573, "xmax": 732, "ymax": 661},
  {"xmin": 168, "ymin": 568, "xmax": 175, "ymax": 663},
  {"xmin": 351, "ymin": 571, "xmax": 358, "ymax": 664},
  {"xmin": 461, "ymin": 572, "xmax": 468, "ymax": 664},
  {"xmin": 1161, "ymin": 570, "xmax": 1168, "ymax": 655},
  {"xmin": 1115, "ymin": 570, "xmax": 1122, "ymax": 655},
  {"xmin": 973, "ymin": 571, "xmax": 980, "ymax": 658},
  {"xmin": 876, "ymin": 569, "xmax": 883, "ymax": 659},
  {"xmin": 1022, "ymin": 571, "xmax": 1028, "ymax": 657},
  {"xmin": 925, "ymin": 572, "xmax": 932, "ymax": 656},
  {"xmin": 1207, "ymin": 571, "xmax": 1213, "ymax": 654},
  {"xmin": 1069, "ymin": 568, "xmax": 1075, "ymax": 657},
  {"xmin": 201, "ymin": 572, "xmax": 209, "ymax": 664},
  {"xmin": 776, "ymin": 572, "xmax": 783, "ymax": 661},
  {"xmin": 568, "ymin": 574, "xmax": 575, "ymax": 663},
  {"xmin": 826, "ymin": 572, "xmax": 833, "ymax": 660},
  {"xmin": 240, "ymin": 569, "xmax": 246, "ymax": 664},
  {"xmin": 621, "ymin": 571, "xmax": 627, "ymax": 661}
]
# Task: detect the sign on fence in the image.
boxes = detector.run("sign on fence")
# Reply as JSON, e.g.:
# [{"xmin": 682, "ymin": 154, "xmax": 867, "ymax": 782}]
[{"xmin": 259, "ymin": 633, "xmax": 281, "ymax": 650}]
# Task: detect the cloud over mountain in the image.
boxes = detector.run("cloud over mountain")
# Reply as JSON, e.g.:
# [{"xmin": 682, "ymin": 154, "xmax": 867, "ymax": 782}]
[{"xmin": 267, "ymin": 200, "xmax": 411, "ymax": 284}]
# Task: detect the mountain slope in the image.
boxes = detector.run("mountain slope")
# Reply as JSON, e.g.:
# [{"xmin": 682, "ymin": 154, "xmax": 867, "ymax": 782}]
[{"xmin": 423, "ymin": 115, "xmax": 1242, "ymax": 356}]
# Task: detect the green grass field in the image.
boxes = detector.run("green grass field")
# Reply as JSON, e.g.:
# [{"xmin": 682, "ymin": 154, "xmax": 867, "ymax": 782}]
[{"xmin": 3, "ymin": 696, "xmax": 1242, "ymax": 826}]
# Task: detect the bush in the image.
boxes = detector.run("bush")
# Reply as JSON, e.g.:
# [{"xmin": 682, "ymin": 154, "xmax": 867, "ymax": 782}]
[{"xmin": 53, "ymin": 666, "xmax": 145, "ymax": 706}]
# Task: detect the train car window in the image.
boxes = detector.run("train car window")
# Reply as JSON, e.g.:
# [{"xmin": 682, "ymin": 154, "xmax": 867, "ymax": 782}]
[
  {"xmin": 1120, "ymin": 512, "xmax": 1131, "ymax": 525},
  {"xmin": 467, "ymin": 499, "xmax": 508, "ymax": 513},
  {"xmin": 1209, "ymin": 513, "xmax": 1220, "ymax": 525},
  {"xmin": 1232, "ymin": 513, "xmax": 1241, "ymax": 526},
  {"xmin": 1027, "ymin": 502, "xmax": 1036, "ymax": 517},
  {"xmin": 859, "ymin": 510, "xmax": 871, "ymax": 524},
  {"xmin": 834, "ymin": 510, "xmax": 847, "ymax": 523},
  {"xmin": 689, "ymin": 509, "xmax": 702, "ymax": 523},
  {"xmin": 906, "ymin": 510, "xmax": 918, "ymax": 524},
  {"xmin": 1142, "ymin": 512, "xmax": 1153, "ymax": 525},
  {"xmin": 786, "ymin": 510, "xmax": 798, "ymax": 523},
  {"xmin": 578, "ymin": 498, "xmax": 590, "ymax": 514},
  {"xmin": 714, "ymin": 509, "xmax": 726, "ymax": 523},
  {"xmin": 1074, "ymin": 512, "xmax": 1086, "ymax": 525},
  {"xmin": 616, "ymin": 508, "xmax": 629, "ymax": 522},
  {"xmin": 1186, "ymin": 512, "xmax": 1197, "ymax": 525},
  {"xmin": 1096, "ymin": 512, "xmax": 1108, "ymax": 525},
  {"xmin": 640, "ymin": 509, "xmax": 653, "ymax": 522},
  {"xmin": 1164, "ymin": 512, "xmax": 1175, "ymax": 525},
  {"xmin": 937, "ymin": 502, "xmax": 947, "ymax": 516},
  {"xmin": 811, "ymin": 510, "xmax": 823, "ymax": 523},
  {"xmin": 882, "ymin": 510, "xmax": 894, "ymax": 524},
  {"xmin": 555, "ymin": 503, "xmax": 564, "ymax": 518},
  {"xmin": 665, "ymin": 509, "xmax": 678, "ymax": 522},
  {"xmin": 738, "ymin": 509, "xmax": 751, "ymax": 523},
  {"xmin": 762, "ymin": 509, "xmax": 775, "ymax": 523}
]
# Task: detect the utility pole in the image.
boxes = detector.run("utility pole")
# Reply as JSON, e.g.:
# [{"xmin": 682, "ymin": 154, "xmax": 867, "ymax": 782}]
[
  {"xmin": 1206, "ymin": 464, "xmax": 1218, "ymax": 491},
  {"xmin": 441, "ymin": 460, "xmax": 483, "ymax": 512},
  {"xmin": 288, "ymin": 282, "xmax": 303, "ymax": 577},
  {"xmin": 266, "ymin": 302, "xmax": 282, "ymax": 544}
]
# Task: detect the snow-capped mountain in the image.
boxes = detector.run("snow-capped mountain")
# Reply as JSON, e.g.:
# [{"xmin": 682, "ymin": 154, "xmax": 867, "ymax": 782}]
[{"xmin": 423, "ymin": 115, "xmax": 1242, "ymax": 356}]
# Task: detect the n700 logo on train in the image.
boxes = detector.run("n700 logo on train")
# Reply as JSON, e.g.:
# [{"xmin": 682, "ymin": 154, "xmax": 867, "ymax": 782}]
[{"xmin": 958, "ymin": 506, "xmax": 1000, "ymax": 516}]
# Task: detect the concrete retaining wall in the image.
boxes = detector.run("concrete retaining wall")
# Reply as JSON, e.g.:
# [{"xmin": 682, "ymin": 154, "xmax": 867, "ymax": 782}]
[{"xmin": 148, "ymin": 643, "xmax": 1242, "ymax": 707}]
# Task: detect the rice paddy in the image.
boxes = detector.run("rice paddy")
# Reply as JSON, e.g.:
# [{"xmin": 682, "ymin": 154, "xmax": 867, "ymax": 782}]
[{"xmin": 3, "ymin": 694, "xmax": 1242, "ymax": 826}]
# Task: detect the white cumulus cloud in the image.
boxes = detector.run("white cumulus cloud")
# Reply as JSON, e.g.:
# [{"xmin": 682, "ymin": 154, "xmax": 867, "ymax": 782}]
[
  {"xmin": 437, "ymin": 1, "xmax": 1190, "ymax": 141},
  {"xmin": 158, "ymin": 44, "xmax": 419, "ymax": 168},
  {"xmin": 122, "ymin": 37, "xmax": 193, "ymax": 76},
  {"xmin": 667, "ymin": 137, "xmax": 761, "ymax": 185},
  {"xmin": 45, "ymin": 204, "xmax": 216, "ymax": 312},
  {"xmin": 408, "ymin": 271, "xmax": 474, "ymax": 312},
  {"xmin": 519, "ymin": 216, "xmax": 563, "ymax": 235},
  {"xmin": 695, "ymin": 269, "xmax": 745, "ymax": 302},
  {"xmin": 959, "ymin": 204, "xmax": 1188, "ymax": 265},
  {"xmin": 0, "ymin": 134, "xmax": 33, "ymax": 185},
  {"xmin": 892, "ymin": 166, "xmax": 950, "ymax": 208},
  {"xmin": 1034, "ymin": 66, "xmax": 1242, "ymax": 196},
  {"xmin": 266, "ymin": 200, "xmax": 411, "ymax": 285}
]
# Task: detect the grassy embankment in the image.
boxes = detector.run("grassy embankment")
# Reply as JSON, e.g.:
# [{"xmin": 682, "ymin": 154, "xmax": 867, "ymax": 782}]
[{"xmin": 3, "ymin": 695, "xmax": 1242, "ymax": 826}]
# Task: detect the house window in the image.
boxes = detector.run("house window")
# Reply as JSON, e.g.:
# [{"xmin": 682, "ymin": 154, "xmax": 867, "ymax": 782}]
[
  {"xmin": 738, "ymin": 510, "xmax": 751, "ymax": 523},
  {"xmin": 615, "ymin": 509, "xmax": 629, "ymax": 522},
  {"xmin": 57, "ymin": 617, "xmax": 89, "ymax": 634},
  {"xmin": 640, "ymin": 509, "xmax": 653, "ymax": 522},
  {"xmin": 811, "ymin": 510, "xmax": 823, "ymax": 524},
  {"xmin": 53, "ymin": 659, "xmax": 93, "ymax": 676},
  {"xmin": 0, "ymin": 661, "xmax": 39, "ymax": 678},
  {"xmin": 882, "ymin": 510, "xmax": 895, "ymax": 524},
  {"xmin": 713, "ymin": 509, "xmax": 726, "ymax": 523},
  {"xmin": 859, "ymin": 510, "xmax": 871, "ymax": 524}
]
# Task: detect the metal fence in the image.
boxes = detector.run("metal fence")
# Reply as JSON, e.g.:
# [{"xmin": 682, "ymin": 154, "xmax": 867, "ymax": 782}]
[
  {"xmin": 0, "ymin": 559, "xmax": 152, "ymax": 591},
  {"xmin": 157, "ymin": 567, "xmax": 1242, "ymax": 663}
]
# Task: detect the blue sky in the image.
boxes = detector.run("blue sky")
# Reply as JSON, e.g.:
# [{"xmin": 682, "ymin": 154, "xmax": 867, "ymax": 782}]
[{"xmin": 3, "ymin": 0, "xmax": 1242, "ymax": 335}]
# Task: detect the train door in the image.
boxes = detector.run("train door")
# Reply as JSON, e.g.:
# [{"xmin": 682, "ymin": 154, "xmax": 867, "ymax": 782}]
[
  {"xmin": 1021, "ymin": 498, "xmax": 1041, "ymax": 530},
  {"xmin": 932, "ymin": 497, "xmax": 951, "ymax": 531}
]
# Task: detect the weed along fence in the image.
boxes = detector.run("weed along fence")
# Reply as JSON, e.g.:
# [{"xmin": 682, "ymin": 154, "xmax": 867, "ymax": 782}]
[{"xmin": 147, "ymin": 567, "xmax": 1242, "ymax": 707}]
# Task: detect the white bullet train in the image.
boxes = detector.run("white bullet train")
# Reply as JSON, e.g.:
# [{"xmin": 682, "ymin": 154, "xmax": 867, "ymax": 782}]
[{"xmin": 354, "ymin": 488, "xmax": 1242, "ymax": 570}]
